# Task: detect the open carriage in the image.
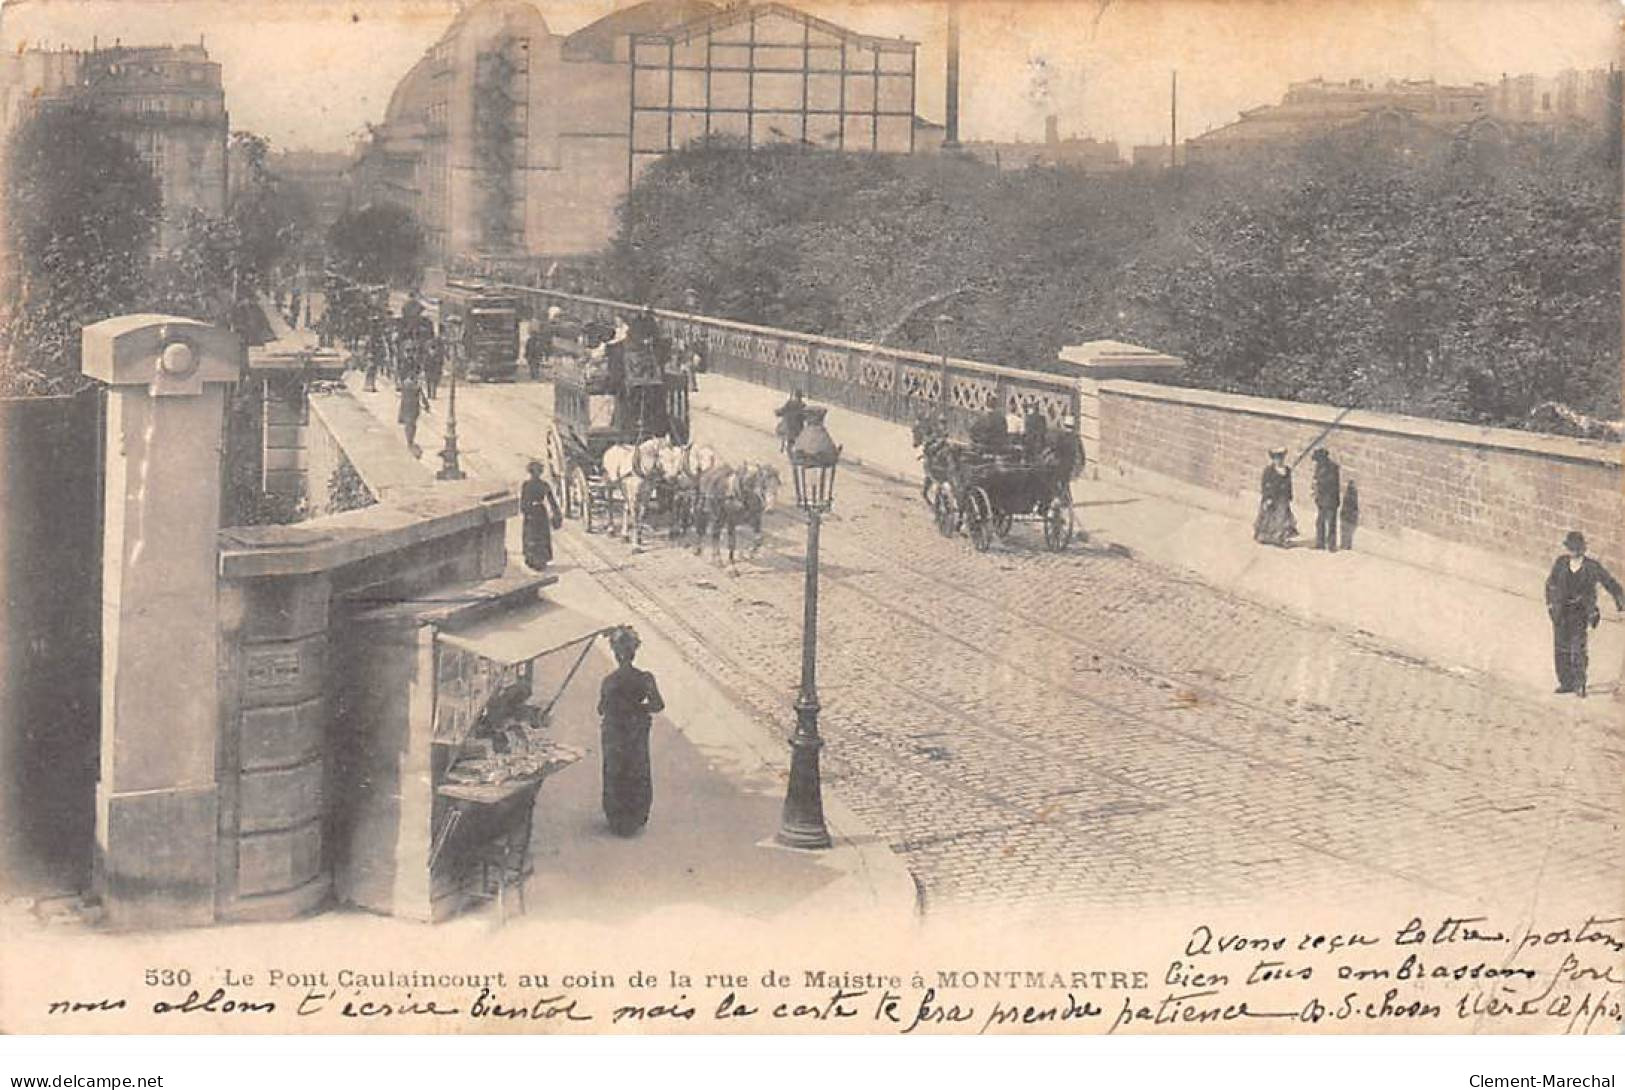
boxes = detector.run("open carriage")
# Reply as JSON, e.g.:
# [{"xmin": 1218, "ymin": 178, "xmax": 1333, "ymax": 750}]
[
  {"xmin": 926, "ymin": 418, "xmax": 1079, "ymax": 553},
  {"xmin": 541, "ymin": 317, "xmax": 690, "ymax": 533}
]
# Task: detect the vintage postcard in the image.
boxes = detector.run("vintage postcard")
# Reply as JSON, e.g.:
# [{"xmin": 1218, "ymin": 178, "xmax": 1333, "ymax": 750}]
[{"xmin": 0, "ymin": 0, "xmax": 1621, "ymax": 1038}]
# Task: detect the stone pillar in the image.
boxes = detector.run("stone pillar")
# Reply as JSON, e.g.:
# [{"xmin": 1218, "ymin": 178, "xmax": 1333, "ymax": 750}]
[
  {"xmin": 82, "ymin": 315, "xmax": 242, "ymax": 928},
  {"xmin": 1057, "ymin": 341, "xmax": 1187, "ymax": 479}
]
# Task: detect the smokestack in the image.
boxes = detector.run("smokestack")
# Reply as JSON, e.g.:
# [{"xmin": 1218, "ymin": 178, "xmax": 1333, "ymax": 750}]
[
  {"xmin": 1170, "ymin": 69, "xmax": 1178, "ymax": 169},
  {"xmin": 1045, "ymin": 114, "xmax": 1059, "ymax": 146},
  {"xmin": 944, "ymin": 0, "xmax": 961, "ymax": 147}
]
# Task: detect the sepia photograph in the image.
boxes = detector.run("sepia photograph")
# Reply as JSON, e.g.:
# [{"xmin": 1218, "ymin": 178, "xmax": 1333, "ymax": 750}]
[{"xmin": 0, "ymin": 0, "xmax": 1620, "ymax": 1044}]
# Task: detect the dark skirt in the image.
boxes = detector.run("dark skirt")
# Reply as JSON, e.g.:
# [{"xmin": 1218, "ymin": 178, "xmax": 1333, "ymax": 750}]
[
  {"xmin": 522, "ymin": 511, "xmax": 553, "ymax": 570},
  {"xmin": 601, "ymin": 717, "xmax": 652, "ymax": 836},
  {"xmin": 1253, "ymin": 498, "xmax": 1297, "ymax": 546}
]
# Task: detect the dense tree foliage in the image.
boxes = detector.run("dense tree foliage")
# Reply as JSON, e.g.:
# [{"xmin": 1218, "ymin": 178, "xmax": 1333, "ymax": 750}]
[
  {"xmin": 609, "ymin": 128, "xmax": 1620, "ymax": 432},
  {"xmin": 327, "ymin": 202, "xmax": 425, "ymax": 287},
  {"xmin": 1, "ymin": 105, "xmax": 162, "ymax": 396}
]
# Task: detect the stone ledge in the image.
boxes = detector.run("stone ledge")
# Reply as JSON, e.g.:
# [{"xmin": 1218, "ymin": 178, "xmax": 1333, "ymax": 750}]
[
  {"xmin": 1100, "ymin": 379, "xmax": 1623, "ymax": 467},
  {"xmin": 218, "ymin": 484, "xmax": 517, "ymax": 579},
  {"xmin": 307, "ymin": 385, "xmax": 435, "ymax": 497}
]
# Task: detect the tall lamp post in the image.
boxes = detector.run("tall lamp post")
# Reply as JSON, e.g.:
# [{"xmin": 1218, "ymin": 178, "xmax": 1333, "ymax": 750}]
[
  {"xmin": 933, "ymin": 314, "xmax": 953, "ymax": 424},
  {"xmin": 437, "ymin": 318, "xmax": 465, "ymax": 481},
  {"xmin": 778, "ymin": 406, "xmax": 840, "ymax": 850}
]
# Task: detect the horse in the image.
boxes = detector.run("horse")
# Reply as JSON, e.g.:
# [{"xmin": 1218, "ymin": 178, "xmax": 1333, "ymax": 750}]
[
  {"xmin": 694, "ymin": 461, "xmax": 781, "ymax": 567},
  {"xmin": 911, "ymin": 413, "xmax": 956, "ymax": 504},
  {"xmin": 656, "ymin": 442, "xmax": 719, "ymax": 543},
  {"xmin": 600, "ymin": 437, "xmax": 667, "ymax": 547}
]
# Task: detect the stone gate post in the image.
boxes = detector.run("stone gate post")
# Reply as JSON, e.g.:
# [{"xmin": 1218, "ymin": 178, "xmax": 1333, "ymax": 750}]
[{"xmin": 82, "ymin": 315, "xmax": 242, "ymax": 928}]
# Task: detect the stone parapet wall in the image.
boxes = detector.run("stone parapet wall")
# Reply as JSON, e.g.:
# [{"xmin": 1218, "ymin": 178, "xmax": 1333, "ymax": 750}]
[
  {"xmin": 215, "ymin": 381, "xmax": 515, "ymax": 922},
  {"xmin": 1097, "ymin": 380, "xmax": 1624, "ymax": 580}
]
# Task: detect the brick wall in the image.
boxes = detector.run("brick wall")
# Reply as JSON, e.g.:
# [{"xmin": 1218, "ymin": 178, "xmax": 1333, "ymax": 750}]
[{"xmin": 1098, "ymin": 380, "xmax": 1624, "ymax": 578}]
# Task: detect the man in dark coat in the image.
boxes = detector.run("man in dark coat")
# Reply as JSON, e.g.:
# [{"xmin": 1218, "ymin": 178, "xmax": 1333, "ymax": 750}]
[
  {"xmin": 397, "ymin": 374, "xmax": 429, "ymax": 457},
  {"xmin": 421, "ymin": 320, "xmax": 445, "ymax": 399},
  {"xmin": 1544, "ymin": 530, "xmax": 1624, "ymax": 697},
  {"xmin": 524, "ymin": 315, "xmax": 552, "ymax": 381},
  {"xmin": 1311, "ymin": 448, "xmax": 1342, "ymax": 552}
]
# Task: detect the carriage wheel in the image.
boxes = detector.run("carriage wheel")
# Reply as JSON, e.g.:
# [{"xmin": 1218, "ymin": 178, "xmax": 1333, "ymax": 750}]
[
  {"xmin": 570, "ymin": 465, "xmax": 594, "ymax": 533},
  {"xmin": 933, "ymin": 485, "xmax": 959, "ymax": 537},
  {"xmin": 994, "ymin": 512, "xmax": 1014, "ymax": 539},
  {"xmin": 966, "ymin": 487, "xmax": 994, "ymax": 552},
  {"xmin": 1044, "ymin": 493, "xmax": 1075, "ymax": 552}
]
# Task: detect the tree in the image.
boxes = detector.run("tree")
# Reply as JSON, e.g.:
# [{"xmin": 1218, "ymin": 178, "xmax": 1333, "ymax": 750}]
[
  {"xmin": 227, "ymin": 131, "xmax": 314, "ymax": 287},
  {"xmin": 609, "ymin": 126, "xmax": 1619, "ymax": 433},
  {"xmin": 327, "ymin": 202, "xmax": 424, "ymax": 287},
  {"xmin": 0, "ymin": 104, "xmax": 161, "ymax": 396}
]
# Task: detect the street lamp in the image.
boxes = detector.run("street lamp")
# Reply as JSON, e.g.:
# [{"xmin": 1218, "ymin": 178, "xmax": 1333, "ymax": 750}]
[
  {"xmin": 932, "ymin": 314, "xmax": 953, "ymax": 414},
  {"xmin": 777, "ymin": 406, "xmax": 840, "ymax": 850},
  {"xmin": 437, "ymin": 319, "xmax": 465, "ymax": 481}
]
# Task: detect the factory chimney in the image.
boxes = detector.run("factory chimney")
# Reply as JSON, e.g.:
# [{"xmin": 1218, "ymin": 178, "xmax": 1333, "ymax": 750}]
[{"xmin": 944, "ymin": 0, "xmax": 961, "ymax": 148}]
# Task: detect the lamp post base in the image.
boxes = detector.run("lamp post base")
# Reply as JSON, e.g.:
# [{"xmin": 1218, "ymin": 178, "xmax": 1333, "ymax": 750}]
[
  {"xmin": 777, "ymin": 698, "xmax": 832, "ymax": 850},
  {"xmin": 437, "ymin": 423, "xmax": 464, "ymax": 481}
]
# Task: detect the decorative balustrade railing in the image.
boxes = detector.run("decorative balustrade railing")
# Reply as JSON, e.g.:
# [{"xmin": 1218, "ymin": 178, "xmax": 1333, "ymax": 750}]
[{"xmin": 498, "ymin": 285, "xmax": 1080, "ymax": 440}]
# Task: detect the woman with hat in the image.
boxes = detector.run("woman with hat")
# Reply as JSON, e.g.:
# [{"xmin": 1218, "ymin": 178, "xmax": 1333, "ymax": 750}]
[
  {"xmin": 520, "ymin": 461, "xmax": 562, "ymax": 571},
  {"xmin": 597, "ymin": 626, "xmax": 665, "ymax": 836},
  {"xmin": 1543, "ymin": 530, "xmax": 1623, "ymax": 697},
  {"xmin": 1253, "ymin": 447, "xmax": 1297, "ymax": 547}
]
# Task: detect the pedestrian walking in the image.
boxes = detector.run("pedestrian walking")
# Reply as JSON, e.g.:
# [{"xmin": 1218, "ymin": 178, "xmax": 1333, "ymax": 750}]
[
  {"xmin": 1311, "ymin": 448, "xmax": 1341, "ymax": 551},
  {"xmin": 423, "ymin": 324, "xmax": 445, "ymax": 400},
  {"xmin": 598, "ymin": 626, "xmax": 665, "ymax": 837},
  {"xmin": 684, "ymin": 337, "xmax": 704, "ymax": 392},
  {"xmin": 398, "ymin": 374, "xmax": 430, "ymax": 457},
  {"xmin": 1253, "ymin": 447, "xmax": 1297, "ymax": 547},
  {"xmin": 1543, "ymin": 531, "xmax": 1623, "ymax": 697},
  {"xmin": 524, "ymin": 314, "xmax": 552, "ymax": 381},
  {"xmin": 364, "ymin": 320, "xmax": 388, "ymax": 392},
  {"xmin": 520, "ymin": 461, "xmax": 562, "ymax": 571}
]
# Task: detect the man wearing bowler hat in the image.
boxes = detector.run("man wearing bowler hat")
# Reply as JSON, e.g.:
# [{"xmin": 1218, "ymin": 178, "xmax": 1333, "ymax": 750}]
[{"xmin": 1544, "ymin": 531, "xmax": 1624, "ymax": 697}]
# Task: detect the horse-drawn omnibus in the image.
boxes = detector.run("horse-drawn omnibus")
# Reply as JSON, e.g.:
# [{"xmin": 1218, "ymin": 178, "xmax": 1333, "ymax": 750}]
[
  {"xmin": 541, "ymin": 313, "xmax": 690, "ymax": 538},
  {"xmin": 438, "ymin": 280, "xmax": 520, "ymax": 382}
]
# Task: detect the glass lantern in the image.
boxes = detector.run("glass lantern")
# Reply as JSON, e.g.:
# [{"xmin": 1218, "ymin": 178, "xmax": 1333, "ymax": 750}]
[{"xmin": 789, "ymin": 406, "xmax": 840, "ymax": 512}]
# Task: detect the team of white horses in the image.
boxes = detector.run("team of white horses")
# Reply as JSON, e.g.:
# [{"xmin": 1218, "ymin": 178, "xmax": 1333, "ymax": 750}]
[{"xmin": 598, "ymin": 436, "xmax": 782, "ymax": 564}]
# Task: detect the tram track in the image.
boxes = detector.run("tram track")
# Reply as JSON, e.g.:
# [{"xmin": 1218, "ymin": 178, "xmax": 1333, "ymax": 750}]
[{"xmin": 447, "ymin": 382, "xmax": 1617, "ymax": 905}]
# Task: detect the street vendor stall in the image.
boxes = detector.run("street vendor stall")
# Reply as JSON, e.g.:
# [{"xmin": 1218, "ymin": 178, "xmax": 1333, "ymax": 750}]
[{"xmin": 332, "ymin": 573, "xmax": 609, "ymax": 922}]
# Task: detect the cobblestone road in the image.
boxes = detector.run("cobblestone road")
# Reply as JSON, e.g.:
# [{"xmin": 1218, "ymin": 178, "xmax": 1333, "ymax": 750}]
[{"xmin": 446, "ymin": 378, "xmax": 1623, "ymax": 918}]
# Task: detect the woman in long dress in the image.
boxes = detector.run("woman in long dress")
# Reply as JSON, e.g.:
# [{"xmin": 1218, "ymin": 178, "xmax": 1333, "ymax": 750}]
[
  {"xmin": 1253, "ymin": 446, "xmax": 1297, "ymax": 547},
  {"xmin": 520, "ymin": 461, "xmax": 562, "ymax": 571},
  {"xmin": 598, "ymin": 626, "xmax": 665, "ymax": 837}
]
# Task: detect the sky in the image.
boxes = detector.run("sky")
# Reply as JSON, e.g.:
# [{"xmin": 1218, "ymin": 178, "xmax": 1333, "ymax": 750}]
[{"xmin": 0, "ymin": 0, "xmax": 1617, "ymax": 152}]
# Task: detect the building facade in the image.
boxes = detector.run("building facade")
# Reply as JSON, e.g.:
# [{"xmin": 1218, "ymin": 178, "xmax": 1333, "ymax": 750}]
[
  {"xmin": 0, "ymin": 43, "xmax": 228, "ymax": 249},
  {"xmin": 1186, "ymin": 70, "xmax": 1621, "ymax": 169},
  {"xmin": 356, "ymin": 0, "xmax": 920, "ymax": 264}
]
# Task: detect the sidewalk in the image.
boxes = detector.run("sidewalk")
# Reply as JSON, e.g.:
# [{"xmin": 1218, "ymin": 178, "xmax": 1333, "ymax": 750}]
[
  {"xmin": 339, "ymin": 370, "xmax": 920, "ymax": 928},
  {"xmin": 692, "ymin": 372, "xmax": 1624, "ymax": 710}
]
